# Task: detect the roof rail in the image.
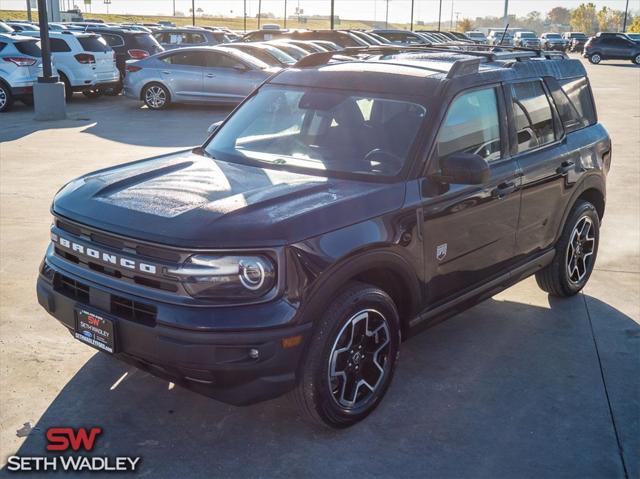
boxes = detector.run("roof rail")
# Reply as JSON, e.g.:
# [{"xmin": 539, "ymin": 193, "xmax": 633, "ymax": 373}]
[{"xmin": 292, "ymin": 44, "xmax": 567, "ymax": 70}]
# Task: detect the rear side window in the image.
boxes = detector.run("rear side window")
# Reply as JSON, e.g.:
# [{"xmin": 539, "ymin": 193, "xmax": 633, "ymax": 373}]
[
  {"xmin": 14, "ymin": 40, "xmax": 41, "ymax": 57},
  {"xmin": 204, "ymin": 52, "xmax": 245, "ymax": 69},
  {"xmin": 102, "ymin": 33, "xmax": 124, "ymax": 47},
  {"xmin": 78, "ymin": 36, "xmax": 109, "ymax": 52},
  {"xmin": 510, "ymin": 81, "xmax": 556, "ymax": 154},
  {"xmin": 50, "ymin": 38, "xmax": 71, "ymax": 52},
  {"xmin": 162, "ymin": 51, "xmax": 205, "ymax": 67},
  {"xmin": 555, "ymin": 77, "xmax": 597, "ymax": 133},
  {"xmin": 133, "ymin": 34, "xmax": 162, "ymax": 52},
  {"xmin": 437, "ymin": 87, "xmax": 502, "ymax": 162}
]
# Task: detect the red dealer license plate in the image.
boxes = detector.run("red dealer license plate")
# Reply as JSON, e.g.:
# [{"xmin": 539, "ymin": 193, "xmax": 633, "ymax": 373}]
[{"xmin": 75, "ymin": 309, "xmax": 115, "ymax": 354}]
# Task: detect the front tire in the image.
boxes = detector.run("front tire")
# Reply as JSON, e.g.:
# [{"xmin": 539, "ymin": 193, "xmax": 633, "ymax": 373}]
[
  {"xmin": 143, "ymin": 83, "xmax": 170, "ymax": 110},
  {"xmin": 588, "ymin": 53, "xmax": 602, "ymax": 64},
  {"xmin": 292, "ymin": 282, "xmax": 401, "ymax": 428},
  {"xmin": 536, "ymin": 200, "xmax": 599, "ymax": 297},
  {"xmin": 633, "ymin": 54, "xmax": 640, "ymax": 65}
]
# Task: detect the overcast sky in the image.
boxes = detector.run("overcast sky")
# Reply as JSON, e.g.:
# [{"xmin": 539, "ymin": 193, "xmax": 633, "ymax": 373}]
[{"xmin": 1, "ymin": 0, "xmax": 637, "ymax": 23}]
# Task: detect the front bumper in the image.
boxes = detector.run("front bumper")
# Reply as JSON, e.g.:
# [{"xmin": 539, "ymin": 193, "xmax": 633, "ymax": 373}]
[{"xmin": 37, "ymin": 260, "xmax": 312, "ymax": 405}]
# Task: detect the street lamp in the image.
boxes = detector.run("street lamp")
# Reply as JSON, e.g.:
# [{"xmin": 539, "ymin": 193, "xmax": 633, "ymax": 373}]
[
  {"xmin": 284, "ymin": 0, "xmax": 287, "ymax": 28},
  {"xmin": 192, "ymin": 0, "xmax": 196, "ymax": 26},
  {"xmin": 330, "ymin": 0, "xmax": 335, "ymax": 30},
  {"xmin": 410, "ymin": 0, "xmax": 414, "ymax": 31},
  {"xmin": 438, "ymin": 0, "xmax": 442, "ymax": 31}
]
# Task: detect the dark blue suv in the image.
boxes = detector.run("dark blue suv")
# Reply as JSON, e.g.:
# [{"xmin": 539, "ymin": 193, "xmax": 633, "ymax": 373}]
[{"xmin": 37, "ymin": 46, "xmax": 611, "ymax": 428}]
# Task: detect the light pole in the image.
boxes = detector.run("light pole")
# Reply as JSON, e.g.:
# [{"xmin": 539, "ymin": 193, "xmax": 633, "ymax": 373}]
[
  {"xmin": 258, "ymin": 0, "xmax": 262, "ymax": 28},
  {"xmin": 410, "ymin": 0, "xmax": 414, "ymax": 31},
  {"xmin": 34, "ymin": 0, "xmax": 66, "ymax": 120},
  {"xmin": 173, "ymin": 0, "xmax": 176, "ymax": 16},
  {"xmin": 449, "ymin": 0, "xmax": 454, "ymax": 30},
  {"xmin": 26, "ymin": 0, "xmax": 32, "ymax": 21},
  {"xmin": 437, "ymin": 0, "xmax": 442, "ymax": 31},
  {"xmin": 502, "ymin": 0, "xmax": 509, "ymax": 27},
  {"xmin": 284, "ymin": 0, "xmax": 287, "ymax": 28},
  {"xmin": 330, "ymin": 0, "xmax": 335, "ymax": 30},
  {"xmin": 244, "ymin": 0, "xmax": 247, "ymax": 31},
  {"xmin": 622, "ymin": 0, "xmax": 629, "ymax": 32},
  {"xmin": 192, "ymin": 0, "xmax": 196, "ymax": 25},
  {"xmin": 385, "ymin": 0, "xmax": 390, "ymax": 29}
]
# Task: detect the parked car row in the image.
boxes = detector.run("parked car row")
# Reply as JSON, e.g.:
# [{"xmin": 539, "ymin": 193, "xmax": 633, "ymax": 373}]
[{"xmin": 2, "ymin": 19, "xmax": 639, "ymax": 112}]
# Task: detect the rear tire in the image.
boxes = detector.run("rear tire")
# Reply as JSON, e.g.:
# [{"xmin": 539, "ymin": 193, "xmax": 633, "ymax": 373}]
[
  {"xmin": 0, "ymin": 82, "xmax": 13, "ymax": 112},
  {"xmin": 291, "ymin": 282, "xmax": 401, "ymax": 428},
  {"xmin": 59, "ymin": 74, "xmax": 73, "ymax": 101},
  {"xmin": 588, "ymin": 53, "xmax": 602, "ymax": 64},
  {"xmin": 633, "ymin": 54, "xmax": 640, "ymax": 65},
  {"xmin": 535, "ymin": 200, "xmax": 599, "ymax": 297},
  {"xmin": 142, "ymin": 83, "xmax": 170, "ymax": 110}
]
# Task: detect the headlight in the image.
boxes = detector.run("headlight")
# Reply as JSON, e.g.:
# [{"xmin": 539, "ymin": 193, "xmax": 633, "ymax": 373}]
[{"xmin": 167, "ymin": 254, "xmax": 276, "ymax": 300}]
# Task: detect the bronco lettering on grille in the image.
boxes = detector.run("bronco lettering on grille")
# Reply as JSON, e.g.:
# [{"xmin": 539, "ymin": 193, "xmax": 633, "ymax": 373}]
[{"xmin": 51, "ymin": 233, "xmax": 158, "ymax": 275}]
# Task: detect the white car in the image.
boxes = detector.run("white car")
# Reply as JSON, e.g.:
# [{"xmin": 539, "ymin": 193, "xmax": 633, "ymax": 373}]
[
  {"xmin": 24, "ymin": 31, "xmax": 119, "ymax": 100},
  {"xmin": 0, "ymin": 33, "xmax": 44, "ymax": 112}
]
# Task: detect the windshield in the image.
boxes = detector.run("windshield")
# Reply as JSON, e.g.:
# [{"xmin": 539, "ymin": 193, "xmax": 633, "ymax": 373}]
[
  {"xmin": 546, "ymin": 33, "xmax": 561, "ymax": 38},
  {"xmin": 520, "ymin": 32, "xmax": 536, "ymax": 38},
  {"xmin": 205, "ymin": 86, "xmax": 426, "ymax": 177},
  {"xmin": 468, "ymin": 32, "xmax": 484, "ymax": 38}
]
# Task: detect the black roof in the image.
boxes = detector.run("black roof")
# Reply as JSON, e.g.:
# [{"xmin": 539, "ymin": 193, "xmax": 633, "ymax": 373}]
[{"xmin": 270, "ymin": 47, "xmax": 587, "ymax": 97}]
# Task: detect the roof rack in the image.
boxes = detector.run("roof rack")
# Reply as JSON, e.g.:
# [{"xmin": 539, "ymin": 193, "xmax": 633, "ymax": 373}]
[{"xmin": 293, "ymin": 44, "xmax": 567, "ymax": 74}]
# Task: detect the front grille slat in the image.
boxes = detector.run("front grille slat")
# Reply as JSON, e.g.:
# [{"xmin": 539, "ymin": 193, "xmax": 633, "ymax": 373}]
[
  {"xmin": 53, "ymin": 219, "xmax": 182, "ymax": 294},
  {"xmin": 53, "ymin": 273, "xmax": 157, "ymax": 327}
]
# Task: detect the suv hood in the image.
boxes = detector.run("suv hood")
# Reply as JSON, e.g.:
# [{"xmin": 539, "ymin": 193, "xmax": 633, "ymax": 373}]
[{"xmin": 53, "ymin": 150, "xmax": 405, "ymax": 248}]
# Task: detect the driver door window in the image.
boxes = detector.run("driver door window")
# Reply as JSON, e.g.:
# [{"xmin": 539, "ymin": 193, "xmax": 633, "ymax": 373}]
[{"xmin": 436, "ymin": 87, "xmax": 502, "ymax": 163}]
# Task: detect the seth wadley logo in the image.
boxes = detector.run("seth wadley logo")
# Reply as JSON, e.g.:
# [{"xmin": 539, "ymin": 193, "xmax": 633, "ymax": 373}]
[{"xmin": 6, "ymin": 427, "xmax": 141, "ymax": 473}]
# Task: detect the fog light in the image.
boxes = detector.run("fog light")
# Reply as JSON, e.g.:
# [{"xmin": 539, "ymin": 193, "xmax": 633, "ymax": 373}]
[
  {"xmin": 249, "ymin": 348, "xmax": 260, "ymax": 359},
  {"xmin": 281, "ymin": 335, "xmax": 303, "ymax": 349}
]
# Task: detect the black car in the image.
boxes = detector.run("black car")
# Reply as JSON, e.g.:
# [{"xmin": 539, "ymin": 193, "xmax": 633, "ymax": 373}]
[
  {"xmin": 563, "ymin": 32, "xmax": 588, "ymax": 52},
  {"xmin": 82, "ymin": 27, "xmax": 164, "ymax": 84},
  {"xmin": 38, "ymin": 46, "xmax": 610, "ymax": 428},
  {"xmin": 584, "ymin": 32, "xmax": 640, "ymax": 64}
]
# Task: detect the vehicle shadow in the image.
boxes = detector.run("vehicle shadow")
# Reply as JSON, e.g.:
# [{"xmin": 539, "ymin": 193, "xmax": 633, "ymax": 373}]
[
  {"xmin": 3, "ymin": 294, "xmax": 638, "ymax": 478},
  {"xmin": 1, "ymin": 96, "xmax": 234, "ymax": 146}
]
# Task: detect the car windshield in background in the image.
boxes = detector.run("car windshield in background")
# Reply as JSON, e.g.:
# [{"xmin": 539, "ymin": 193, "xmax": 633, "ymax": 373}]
[
  {"xmin": 206, "ymin": 86, "xmax": 426, "ymax": 177},
  {"xmin": 547, "ymin": 33, "xmax": 562, "ymax": 38},
  {"xmin": 14, "ymin": 40, "xmax": 41, "ymax": 56},
  {"xmin": 520, "ymin": 32, "xmax": 537, "ymax": 38},
  {"xmin": 78, "ymin": 36, "xmax": 109, "ymax": 52}
]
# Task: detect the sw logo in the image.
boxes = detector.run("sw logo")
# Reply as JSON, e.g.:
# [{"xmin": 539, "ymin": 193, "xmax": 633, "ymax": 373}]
[
  {"xmin": 436, "ymin": 243, "xmax": 448, "ymax": 261},
  {"xmin": 46, "ymin": 427, "xmax": 102, "ymax": 452},
  {"xmin": 7, "ymin": 426, "xmax": 141, "ymax": 472}
]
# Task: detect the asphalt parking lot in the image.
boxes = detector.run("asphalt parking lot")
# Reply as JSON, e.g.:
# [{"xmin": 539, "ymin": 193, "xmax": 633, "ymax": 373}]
[{"xmin": 0, "ymin": 56, "xmax": 638, "ymax": 478}]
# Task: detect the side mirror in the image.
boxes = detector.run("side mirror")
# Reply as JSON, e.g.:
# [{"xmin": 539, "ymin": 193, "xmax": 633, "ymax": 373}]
[
  {"xmin": 207, "ymin": 120, "xmax": 223, "ymax": 135},
  {"xmin": 434, "ymin": 152, "xmax": 490, "ymax": 185}
]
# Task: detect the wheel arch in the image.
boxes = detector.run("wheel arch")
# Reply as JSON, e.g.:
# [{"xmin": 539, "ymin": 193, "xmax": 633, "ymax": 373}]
[
  {"xmin": 555, "ymin": 175, "xmax": 605, "ymax": 243},
  {"xmin": 296, "ymin": 249, "xmax": 422, "ymax": 339}
]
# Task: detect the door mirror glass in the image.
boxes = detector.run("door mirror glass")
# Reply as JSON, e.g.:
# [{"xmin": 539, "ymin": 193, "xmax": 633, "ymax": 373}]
[{"xmin": 438, "ymin": 152, "xmax": 490, "ymax": 185}]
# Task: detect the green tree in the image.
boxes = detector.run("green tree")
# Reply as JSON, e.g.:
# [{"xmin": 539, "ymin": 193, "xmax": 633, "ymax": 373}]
[
  {"xmin": 458, "ymin": 18, "xmax": 473, "ymax": 33},
  {"xmin": 547, "ymin": 6, "xmax": 571, "ymax": 25},
  {"xmin": 571, "ymin": 3, "xmax": 598, "ymax": 35},
  {"xmin": 597, "ymin": 6, "xmax": 623, "ymax": 32}
]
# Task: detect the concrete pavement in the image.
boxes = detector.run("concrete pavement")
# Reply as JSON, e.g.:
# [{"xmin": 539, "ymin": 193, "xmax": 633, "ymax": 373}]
[{"xmin": 0, "ymin": 56, "xmax": 638, "ymax": 478}]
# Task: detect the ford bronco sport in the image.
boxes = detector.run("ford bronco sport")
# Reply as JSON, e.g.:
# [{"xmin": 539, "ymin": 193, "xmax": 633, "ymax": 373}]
[{"xmin": 37, "ymin": 45, "xmax": 611, "ymax": 428}]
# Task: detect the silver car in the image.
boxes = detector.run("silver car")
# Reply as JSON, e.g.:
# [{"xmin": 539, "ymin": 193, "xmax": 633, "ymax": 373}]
[{"xmin": 123, "ymin": 46, "xmax": 277, "ymax": 109}]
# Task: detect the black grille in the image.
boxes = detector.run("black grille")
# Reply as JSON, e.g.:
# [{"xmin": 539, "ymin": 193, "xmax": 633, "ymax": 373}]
[
  {"xmin": 53, "ymin": 273, "xmax": 157, "ymax": 326},
  {"xmin": 111, "ymin": 295, "xmax": 157, "ymax": 326},
  {"xmin": 54, "ymin": 273, "xmax": 89, "ymax": 303}
]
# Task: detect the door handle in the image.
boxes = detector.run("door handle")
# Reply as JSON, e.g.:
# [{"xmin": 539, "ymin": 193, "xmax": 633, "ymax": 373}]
[
  {"xmin": 492, "ymin": 181, "xmax": 517, "ymax": 199},
  {"xmin": 161, "ymin": 70, "xmax": 171, "ymax": 75},
  {"xmin": 206, "ymin": 73, "xmax": 215, "ymax": 78},
  {"xmin": 556, "ymin": 160, "xmax": 575, "ymax": 175}
]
